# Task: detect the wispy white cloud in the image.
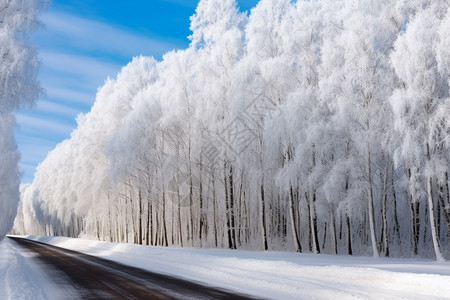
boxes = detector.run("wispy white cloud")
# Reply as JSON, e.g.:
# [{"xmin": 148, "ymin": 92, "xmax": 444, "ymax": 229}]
[
  {"xmin": 43, "ymin": 86, "xmax": 94, "ymax": 107},
  {"xmin": 34, "ymin": 100, "xmax": 81, "ymax": 118},
  {"xmin": 18, "ymin": 137, "xmax": 55, "ymax": 164},
  {"xmin": 39, "ymin": 51, "xmax": 122, "ymax": 90},
  {"xmin": 38, "ymin": 10, "xmax": 181, "ymax": 59},
  {"xmin": 16, "ymin": 114, "xmax": 74, "ymax": 139}
]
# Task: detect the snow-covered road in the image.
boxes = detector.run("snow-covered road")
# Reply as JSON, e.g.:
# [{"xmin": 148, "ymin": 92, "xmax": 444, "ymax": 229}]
[
  {"xmin": 2, "ymin": 235, "xmax": 450, "ymax": 299},
  {"xmin": 2, "ymin": 237, "xmax": 253, "ymax": 299},
  {"xmin": 26, "ymin": 236, "xmax": 450, "ymax": 300},
  {"xmin": 0, "ymin": 238, "xmax": 77, "ymax": 299}
]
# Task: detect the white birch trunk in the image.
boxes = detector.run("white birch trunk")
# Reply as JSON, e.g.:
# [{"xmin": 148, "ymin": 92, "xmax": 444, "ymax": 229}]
[
  {"xmin": 427, "ymin": 176, "xmax": 445, "ymax": 262},
  {"xmin": 367, "ymin": 148, "xmax": 379, "ymax": 257}
]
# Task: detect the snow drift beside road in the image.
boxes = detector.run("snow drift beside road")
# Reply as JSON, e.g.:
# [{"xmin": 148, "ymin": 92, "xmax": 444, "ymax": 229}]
[{"xmin": 18, "ymin": 235, "xmax": 450, "ymax": 299}]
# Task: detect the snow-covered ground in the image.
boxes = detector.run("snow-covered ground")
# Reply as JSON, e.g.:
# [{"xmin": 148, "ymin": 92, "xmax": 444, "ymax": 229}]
[
  {"xmin": 4, "ymin": 235, "xmax": 449, "ymax": 299},
  {"xmin": 0, "ymin": 238, "xmax": 79, "ymax": 300}
]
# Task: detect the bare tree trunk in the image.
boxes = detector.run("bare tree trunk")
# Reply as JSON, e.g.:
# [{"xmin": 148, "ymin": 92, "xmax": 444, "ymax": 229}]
[
  {"xmin": 289, "ymin": 183, "xmax": 301, "ymax": 252},
  {"xmin": 309, "ymin": 189, "xmax": 320, "ymax": 254},
  {"xmin": 346, "ymin": 213, "xmax": 352, "ymax": 256},
  {"xmin": 444, "ymin": 172, "xmax": 450, "ymax": 238},
  {"xmin": 108, "ymin": 204, "xmax": 112, "ymax": 242},
  {"xmin": 154, "ymin": 199, "xmax": 159, "ymax": 246},
  {"xmin": 178, "ymin": 187, "xmax": 183, "ymax": 247},
  {"xmin": 237, "ymin": 177, "xmax": 244, "ymax": 247},
  {"xmin": 138, "ymin": 191, "xmax": 143, "ymax": 245},
  {"xmin": 426, "ymin": 175, "xmax": 444, "ymax": 261},
  {"xmin": 162, "ymin": 189, "xmax": 168, "ymax": 247},
  {"xmin": 125, "ymin": 195, "xmax": 129, "ymax": 243},
  {"xmin": 260, "ymin": 181, "xmax": 268, "ymax": 251},
  {"xmin": 212, "ymin": 171, "xmax": 218, "ymax": 247},
  {"xmin": 309, "ymin": 148, "xmax": 319, "ymax": 254},
  {"xmin": 391, "ymin": 164, "xmax": 401, "ymax": 242},
  {"xmin": 381, "ymin": 167, "xmax": 389, "ymax": 257},
  {"xmin": 229, "ymin": 165, "xmax": 237, "ymax": 249},
  {"xmin": 224, "ymin": 163, "xmax": 232, "ymax": 249},
  {"xmin": 330, "ymin": 203, "xmax": 337, "ymax": 255},
  {"xmin": 306, "ymin": 192, "xmax": 312, "ymax": 252},
  {"xmin": 189, "ymin": 170, "xmax": 194, "ymax": 246},
  {"xmin": 199, "ymin": 161, "xmax": 204, "ymax": 244},
  {"xmin": 408, "ymin": 168, "xmax": 420, "ymax": 256},
  {"xmin": 146, "ymin": 196, "xmax": 151, "ymax": 246},
  {"xmin": 367, "ymin": 148, "xmax": 379, "ymax": 257},
  {"xmin": 410, "ymin": 201, "xmax": 419, "ymax": 255},
  {"xmin": 438, "ymin": 172, "xmax": 450, "ymax": 238}
]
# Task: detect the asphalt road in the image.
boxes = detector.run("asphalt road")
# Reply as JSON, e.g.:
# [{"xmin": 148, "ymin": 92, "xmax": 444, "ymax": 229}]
[{"xmin": 9, "ymin": 237, "xmax": 256, "ymax": 300}]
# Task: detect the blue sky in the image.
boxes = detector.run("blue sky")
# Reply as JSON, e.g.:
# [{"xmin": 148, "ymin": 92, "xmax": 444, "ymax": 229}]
[{"xmin": 16, "ymin": 0, "xmax": 258, "ymax": 183}]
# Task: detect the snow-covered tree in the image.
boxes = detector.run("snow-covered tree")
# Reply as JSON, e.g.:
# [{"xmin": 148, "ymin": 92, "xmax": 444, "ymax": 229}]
[
  {"xmin": 0, "ymin": 0, "xmax": 44, "ymax": 239},
  {"xmin": 390, "ymin": 2, "xmax": 450, "ymax": 261}
]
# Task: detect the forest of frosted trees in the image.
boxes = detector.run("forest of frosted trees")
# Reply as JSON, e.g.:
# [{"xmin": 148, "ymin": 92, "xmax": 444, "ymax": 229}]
[
  {"xmin": 0, "ymin": 0, "xmax": 43, "ymax": 239},
  {"xmin": 13, "ymin": 0, "xmax": 450, "ymax": 260}
]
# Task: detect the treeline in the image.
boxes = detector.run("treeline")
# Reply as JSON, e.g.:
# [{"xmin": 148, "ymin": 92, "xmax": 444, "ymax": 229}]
[{"xmin": 13, "ymin": 0, "xmax": 450, "ymax": 260}]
